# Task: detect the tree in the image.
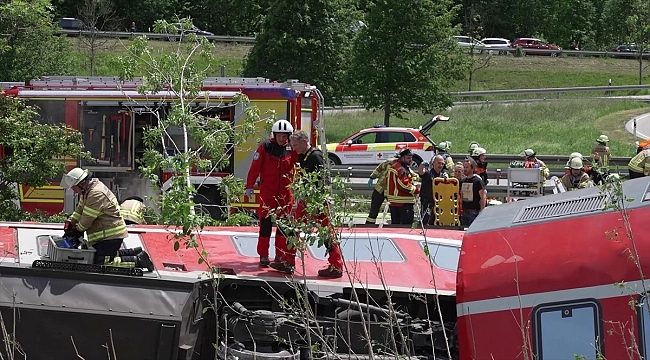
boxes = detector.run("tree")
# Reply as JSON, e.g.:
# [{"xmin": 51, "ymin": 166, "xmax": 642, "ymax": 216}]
[
  {"xmin": 464, "ymin": 4, "xmax": 491, "ymax": 91},
  {"xmin": 77, "ymin": 0, "xmax": 121, "ymax": 75},
  {"xmin": 0, "ymin": 96, "xmax": 87, "ymax": 221},
  {"xmin": 0, "ymin": 0, "xmax": 74, "ymax": 81},
  {"xmin": 626, "ymin": 0, "xmax": 650, "ymax": 84},
  {"xmin": 242, "ymin": 0, "xmax": 360, "ymax": 105},
  {"xmin": 349, "ymin": 0, "xmax": 467, "ymax": 126}
]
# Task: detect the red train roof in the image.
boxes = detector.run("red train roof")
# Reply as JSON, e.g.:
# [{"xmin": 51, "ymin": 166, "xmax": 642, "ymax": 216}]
[{"xmin": 3, "ymin": 223, "xmax": 463, "ymax": 296}]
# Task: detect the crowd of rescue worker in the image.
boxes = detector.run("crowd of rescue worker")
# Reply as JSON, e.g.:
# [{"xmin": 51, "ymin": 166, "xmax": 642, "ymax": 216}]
[
  {"xmin": 364, "ymin": 135, "xmax": 650, "ymax": 227},
  {"xmin": 56, "ymin": 119, "xmax": 650, "ymax": 275}
]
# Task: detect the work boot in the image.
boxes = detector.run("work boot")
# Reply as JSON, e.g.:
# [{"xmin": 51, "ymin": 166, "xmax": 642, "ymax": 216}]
[
  {"xmin": 269, "ymin": 261, "xmax": 294, "ymax": 275},
  {"xmin": 317, "ymin": 266, "xmax": 343, "ymax": 278},
  {"xmin": 119, "ymin": 247, "xmax": 143, "ymax": 256},
  {"xmin": 136, "ymin": 251, "xmax": 155, "ymax": 272},
  {"xmin": 259, "ymin": 256, "xmax": 270, "ymax": 267}
]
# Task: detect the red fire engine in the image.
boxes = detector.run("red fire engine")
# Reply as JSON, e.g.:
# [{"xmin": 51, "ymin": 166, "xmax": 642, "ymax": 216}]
[{"xmin": 1, "ymin": 76, "xmax": 324, "ymax": 217}]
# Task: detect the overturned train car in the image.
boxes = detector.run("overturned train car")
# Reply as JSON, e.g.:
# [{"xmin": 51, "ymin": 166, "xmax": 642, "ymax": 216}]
[{"xmin": 0, "ymin": 225, "xmax": 462, "ymax": 360}]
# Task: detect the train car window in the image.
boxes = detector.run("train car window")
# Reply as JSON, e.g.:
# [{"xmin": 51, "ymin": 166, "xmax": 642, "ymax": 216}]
[
  {"xmin": 641, "ymin": 296, "xmax": 650, "ymax": 359},
  {"xmin": 308, "ymin": 236, "xmax": 404, "ymax": 262},
  {"xmin": 533, "ymin": 300, "xmax": 602, "ymax": 360},
  {"xmin": 231, "ymin": 235, "xmax": 404, "ymax": 263},
  {"xmin": 419, "ymin": 241, "xmax": 460, "ymax": 271}
]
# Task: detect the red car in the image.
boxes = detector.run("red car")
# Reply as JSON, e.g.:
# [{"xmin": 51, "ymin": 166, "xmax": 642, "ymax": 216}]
[{"xmin": 511, "ymin": 37, "xmax": 561, "ymax": 56}]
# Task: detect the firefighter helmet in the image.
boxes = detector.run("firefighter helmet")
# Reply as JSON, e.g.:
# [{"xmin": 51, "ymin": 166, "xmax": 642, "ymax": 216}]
[
  {"xmin": 468, "ymin": 141, "xmax": 480, "ymax": 152},
  {"xmin": 272, "ymin": 119, "xmax": 293, "ymax": 134},
  {"xmin": 569, "ymin": 157, "xmax": 584, "ymax": 170},
  {"xmin": 398, "ymin": 148, "xmax": 413, "ymax": 157},
  {"xmin": 61, "ymin": 167, "xmax": 89, "ymax": 189},
  {"xmin": 596, "ymin": 135, "xmax": 609, "ymax": 144},
  {"xmin": 565, "ymin": 152, "xmax": 584, "ymax": 168},
  {"xmin": 520, "ymin": 148, "xmax": 536, "ymax": 157},
  {"xmin": 472, "ymin": 147, "xmax": 486, "ymax": 157},
  {"xmin": 437, "ymin": 141, "xmax": 451, "ymax": 151}
]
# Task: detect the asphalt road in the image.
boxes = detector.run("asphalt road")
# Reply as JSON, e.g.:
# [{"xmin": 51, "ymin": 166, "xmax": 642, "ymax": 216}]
[{"xmin": 626, "ymin": 111, "xmax": 650, "ymax": 140}]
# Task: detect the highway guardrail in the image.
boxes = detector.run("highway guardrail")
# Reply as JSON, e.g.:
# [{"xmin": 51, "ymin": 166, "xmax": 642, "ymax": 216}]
[{"xmin": 58, "ymin": 29, "xmax": 256, "ymax": 43}]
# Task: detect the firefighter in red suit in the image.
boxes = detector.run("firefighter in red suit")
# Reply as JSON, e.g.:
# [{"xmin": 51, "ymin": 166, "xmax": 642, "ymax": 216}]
[
  {"xmin": 269, "ymin": 130, "xmax": 344, "ymax": 278},
  {"xmin": 245, "ymin": 119, "xmax": 298, "ymax": 267}
]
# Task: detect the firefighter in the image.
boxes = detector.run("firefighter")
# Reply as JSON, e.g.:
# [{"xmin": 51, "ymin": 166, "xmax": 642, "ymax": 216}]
[
  {"xmin": 628, "ymin": 144, "xmax": 650, "ymax": 179},
  {"xmin": 592, "ymin": 135, "xmax": 611, "ymax": 167},
  {"xmin": 245, "ymin": 119, "xmax": 297, "ymax": 267},
  {"xmin": 365, "ymin": 152, "xmax": 400, "ymax": 224},
  {"xmin": 120, "ymin": 196, "xmax": 146, "ymax": 225},
  {"xmin": 520, "ymin": 149, "xmax": 550, "ymax": 180},
  {"xmin": 61, "ymin": 168, "xmax": 154, "ymax": 272},
  {"xmin": 385, "ymin": 148, "xmax": 420, "ymax": 225},
  {"xmin": 560, "ymin": 158, "xmax": 593, "ymax": 190},
  {"xmin": 435, "ymin": 141, "xmax": 455, "ymax": 171},
  {"xmin": 637, "ymin": 139, "xmax": 650, "ymax": 154},
  {"xmin": 468, "ymin": 141, "xmax": 480, "ymax": 155},
  {"xmin": 471, "ymin": 147, "xmax": 488, "ymax": 184},
  {"xmin": 270, "ymin": 130, "xmax": 344, "ymax": 278}
]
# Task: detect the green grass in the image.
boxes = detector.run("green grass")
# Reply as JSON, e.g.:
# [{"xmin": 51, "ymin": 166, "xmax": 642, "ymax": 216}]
[
  {"xmin": 325, "ymin": 100, "xmax": 649, "ymax": 158},
  {"xmin": 67, "ymin": 40, "xmax": 650, "ymax": 92},
  {"xmin": 67, "ymin": 38, "xmax": 250, "ymax": 77},
  {"xmin": 461, "ymin": 55, "xmax": 650, "ymax": 92}
]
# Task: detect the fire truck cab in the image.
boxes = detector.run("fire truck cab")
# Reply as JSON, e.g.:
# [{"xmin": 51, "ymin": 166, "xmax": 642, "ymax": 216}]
[{"xmin": 2, "ymin": 76, "xmax": 324, "ymax": 218}]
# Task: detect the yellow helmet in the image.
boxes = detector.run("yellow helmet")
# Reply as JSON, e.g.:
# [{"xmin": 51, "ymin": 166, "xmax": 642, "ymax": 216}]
[{"xmin": 61, "ymin": 167, "xmax": 89, "ymax": 189}]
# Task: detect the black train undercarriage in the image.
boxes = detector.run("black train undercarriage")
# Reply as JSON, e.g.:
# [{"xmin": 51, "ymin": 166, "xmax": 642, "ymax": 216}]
[{"xmin": 212, "ymin": 278, "xmax": 459, "ymax": 360}]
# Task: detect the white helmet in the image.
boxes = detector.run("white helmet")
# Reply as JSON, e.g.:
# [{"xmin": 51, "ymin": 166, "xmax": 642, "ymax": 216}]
[
  {"xmin": 569, "ymin": 157, "xmax": 584, "ymax": 170},
  {"xmin": 272, "ymin": 119, "xmax": 293, "ymax": 134},
  {"xmin": 61, "ymin": 167, "xmax": 89, "ymax": 189},
  {"xmin": 472, "ymin": 147, "xmax": 486, "ymax": 157},
  {"xmin": 565, "ymin": 152, "xmax": 584, "ymax": 168}
]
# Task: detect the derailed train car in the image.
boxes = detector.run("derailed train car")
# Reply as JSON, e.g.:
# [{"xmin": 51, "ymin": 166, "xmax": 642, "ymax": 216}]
[
  {"xmin": 1, "ymin": 177, "xmax": 649, "ymax": 359},
  {"xmin": 0, "ymin": 224, "xmax": 462, "ymax": 359}
]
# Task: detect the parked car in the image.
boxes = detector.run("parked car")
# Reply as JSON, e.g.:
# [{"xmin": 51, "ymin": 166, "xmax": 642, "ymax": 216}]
[
  {"xmin": 454, "ymin": 36, "xmax": 484, "ymax": 53},
  {"xmin": 325, "ymin": 115, "xmax": 449, "ymax": 167},
  {"xmin": 57, "ymin": 18, "xmax": 96, "ymax": 32},
  {"xmin": 610, "ymin": 44, "xmax": 650, "ymax": 60},
  {"xmin": 480, "ymin": 38, "xmax": 511, "ymax": 55},
  {"xmin": 511, "ymin": 38, "xmax": 561, "ymax": 56}
]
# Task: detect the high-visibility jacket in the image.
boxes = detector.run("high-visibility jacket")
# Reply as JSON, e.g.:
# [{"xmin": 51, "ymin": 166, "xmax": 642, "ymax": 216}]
[
  {"xmin": 69, "ymin": 179, "xmax": 128, "ymax": 244},
  {"xmin": 628, "ymin": 149, "xmax": 650, "ymax": 175},
  {"xmin": 370, "ymin": 158, "xmax": 398, "ymax": 193},
  {"xmin": 120, "ymin": 199, "xmax": 146, "ymax": 225},
  {"xmin": 385, "ymin": 162, "xmax": 420, "ymax": 205},
  {"xmin": 591, "ymin": 144, "xmax": 610, "ymax": 167},
  {"xmin": 560, "ymin": 172, "xmax": 593, "ymax": 191}
]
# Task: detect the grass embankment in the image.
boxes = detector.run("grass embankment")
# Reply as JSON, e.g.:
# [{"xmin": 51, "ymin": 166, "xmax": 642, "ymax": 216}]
[
  {"xmin": 68, "ymin": 39, "xmax": 650, "ymax": 92},
  {"xmin": 68, "ymin": 38, "xmax": 249, "ymax": 77},
  {"xmin": 326, "ymin": 100, "xmax": 649, "ymax": 158}
]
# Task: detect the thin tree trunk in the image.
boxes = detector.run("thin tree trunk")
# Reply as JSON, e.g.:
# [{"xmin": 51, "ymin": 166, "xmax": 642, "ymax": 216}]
[{"xmin": 383, "ymin": 92, "xmax": 391, "ymax": 127}]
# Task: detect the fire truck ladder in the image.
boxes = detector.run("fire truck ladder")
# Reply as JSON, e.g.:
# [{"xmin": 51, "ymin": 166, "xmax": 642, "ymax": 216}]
[{"xmin": 27, "ymin": 76, "xmax": 318, "ymax": 91}]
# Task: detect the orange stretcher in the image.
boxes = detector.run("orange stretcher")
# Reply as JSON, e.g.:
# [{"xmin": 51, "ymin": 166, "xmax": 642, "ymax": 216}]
[{"xmin": 432, "ymin": 177, "xmax": 461, "ymax": 226}]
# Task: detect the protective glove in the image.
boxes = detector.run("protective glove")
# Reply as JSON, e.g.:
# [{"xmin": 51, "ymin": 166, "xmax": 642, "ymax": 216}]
[
  {"xmin": 63, "ymin": 220, "xmax": 73, "ymax": 231},
  {"xmin": 245, "ymin": 188, "xmax": 254, "ymax": 198},
  {"xmin": 367, "ymin": 178, "xmax": 374, "ymax": 187}
]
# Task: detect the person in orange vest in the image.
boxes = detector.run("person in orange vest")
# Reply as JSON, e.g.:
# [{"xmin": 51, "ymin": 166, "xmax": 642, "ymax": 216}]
[
  {"xmin": 471, "ymin": 147, "xmax": 488, "ymax": 184},
  {"xmin": 385, "ymin": 148, "xmax": 420, "ymax": 225},
  {"xmin": 637, "ymin": 139, "xmax": 650, "ymax": 154},
  {"xmin": 520, "ymin": 148, "xmax": 550, "ymax": 180}
]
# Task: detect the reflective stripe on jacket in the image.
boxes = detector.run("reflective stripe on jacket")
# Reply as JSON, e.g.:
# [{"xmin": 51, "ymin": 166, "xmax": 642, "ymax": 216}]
[
  {"xmin": 628, "ymin": 150, "xmax": 650, "ymax": 175},
  {"xmin": 69, "ymin": 179, "xmax": 128, "ymax": 244},
  {"xmin": 371, "ymin": 158, "xmax": 398, "ymax": 193},
  {"xmin": 120, "ymin": 199, "xmax": 146, "ymax": 224},
  {"xmin": 385, "ymin": 162, "xmax": 419, "ymax": 204},
  {"xmin": 591, "ymin": 144, "xmax": 610, "ymax": 167},
  {"xmin": 560, "ymin": 172, "xmax": 593, "ymax": 190}
]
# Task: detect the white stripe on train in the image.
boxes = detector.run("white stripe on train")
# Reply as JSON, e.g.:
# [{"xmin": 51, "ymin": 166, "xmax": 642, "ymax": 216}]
[{"xmin": 456, "ymin": 280, "xmax": 647, "ymax": 316}]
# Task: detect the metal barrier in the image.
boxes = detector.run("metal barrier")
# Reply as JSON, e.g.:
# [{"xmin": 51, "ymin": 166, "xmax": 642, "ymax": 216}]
[{"xmin": 58, "ymin": 29, "xmax": 256, "ymax": 43}]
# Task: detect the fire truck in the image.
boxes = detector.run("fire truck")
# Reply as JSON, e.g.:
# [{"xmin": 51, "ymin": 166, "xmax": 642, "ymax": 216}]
[{"xmin": 1, "ymin": 76, "xmax": 324, "ymax": 218}]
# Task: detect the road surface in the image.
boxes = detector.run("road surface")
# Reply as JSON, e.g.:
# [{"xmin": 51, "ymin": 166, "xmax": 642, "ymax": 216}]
[{"xmin": 626, "ymin": 112, "xmax": 650, "ymax": 140}]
